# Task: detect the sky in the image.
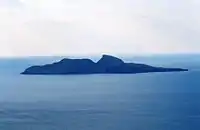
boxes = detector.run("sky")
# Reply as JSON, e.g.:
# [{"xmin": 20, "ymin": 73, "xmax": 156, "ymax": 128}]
[{"xmin": 0, "ymin": 0, "xmax": 200, "ymax": 57}]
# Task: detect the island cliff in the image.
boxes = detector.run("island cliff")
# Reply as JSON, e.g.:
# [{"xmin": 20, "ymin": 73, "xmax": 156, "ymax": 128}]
[{"xmin": 21, "ymin": 55, "xmax": 188, "ymax": 75}]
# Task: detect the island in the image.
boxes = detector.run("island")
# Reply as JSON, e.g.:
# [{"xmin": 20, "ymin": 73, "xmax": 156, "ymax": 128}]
[{"xmin": 21, "ymin": 55, "xmax": 188, "ymax": 75}]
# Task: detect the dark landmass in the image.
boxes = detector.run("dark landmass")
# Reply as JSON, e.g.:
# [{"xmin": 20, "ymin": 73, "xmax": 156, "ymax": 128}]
[{"xmin": 21, "ymin": 55, "xmax": 188, "ymax": 75}]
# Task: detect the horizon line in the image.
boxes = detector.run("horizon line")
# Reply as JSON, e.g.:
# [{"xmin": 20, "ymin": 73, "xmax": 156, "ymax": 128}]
[{"xmin": 0, "ymin": 53, "xmax": 200, "ymax": 59}]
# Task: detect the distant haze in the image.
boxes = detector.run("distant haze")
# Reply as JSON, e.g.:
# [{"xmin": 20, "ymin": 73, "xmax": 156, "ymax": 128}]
[{"xmin": 1, "ymin": 0, "xmax": 200, "ymax": 57}]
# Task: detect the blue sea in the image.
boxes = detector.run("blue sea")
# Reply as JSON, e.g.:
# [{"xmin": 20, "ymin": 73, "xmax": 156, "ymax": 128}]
[{"xmin": 0, "ymin": 55, "xmax": 200, "ymax": 130}]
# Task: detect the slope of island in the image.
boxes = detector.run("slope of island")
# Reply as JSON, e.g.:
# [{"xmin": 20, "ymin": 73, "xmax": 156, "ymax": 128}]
[{"xmin": 21, "ymin": 55, "xmax": 188, "ymax": 75}]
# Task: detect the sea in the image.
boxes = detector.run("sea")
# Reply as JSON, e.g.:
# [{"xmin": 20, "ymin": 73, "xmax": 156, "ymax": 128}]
[{"xmin": 0, "ymin": 55, "xmax": 200, "ymax": 130}]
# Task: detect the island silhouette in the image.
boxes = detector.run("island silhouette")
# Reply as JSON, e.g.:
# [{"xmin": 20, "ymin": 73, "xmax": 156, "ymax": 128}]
[{"xmin": 21, "ymin": 55, "xmax": 188, "ymax": 75}]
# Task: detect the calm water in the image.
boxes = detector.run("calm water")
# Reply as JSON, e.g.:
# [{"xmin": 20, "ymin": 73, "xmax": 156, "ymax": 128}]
[{"xmin": 0, "ymin": 57, "xmax": 200, "ymax": 130}]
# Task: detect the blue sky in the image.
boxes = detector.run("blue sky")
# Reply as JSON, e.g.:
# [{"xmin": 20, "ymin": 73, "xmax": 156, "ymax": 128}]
[{"xmin": 1, "ymin": 0, "xmax": 200, "ymax": 57}]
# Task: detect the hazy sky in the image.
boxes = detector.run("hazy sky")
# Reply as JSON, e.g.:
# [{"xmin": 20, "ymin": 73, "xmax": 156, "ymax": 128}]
[{"xmin": 1, "ymin": 0, "xmax": 200, "ymax": 57}]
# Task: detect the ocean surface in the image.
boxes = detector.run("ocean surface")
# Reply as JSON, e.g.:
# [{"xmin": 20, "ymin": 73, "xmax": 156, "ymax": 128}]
[{"xmin": 0, "ymin": 55, "xmax": 200, "ymax": 130}]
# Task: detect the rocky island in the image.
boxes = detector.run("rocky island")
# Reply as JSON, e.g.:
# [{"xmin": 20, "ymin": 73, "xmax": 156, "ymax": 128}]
[{"xmin": 21, "ymin": 55, "xmax": 188, "ymax": 75}]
